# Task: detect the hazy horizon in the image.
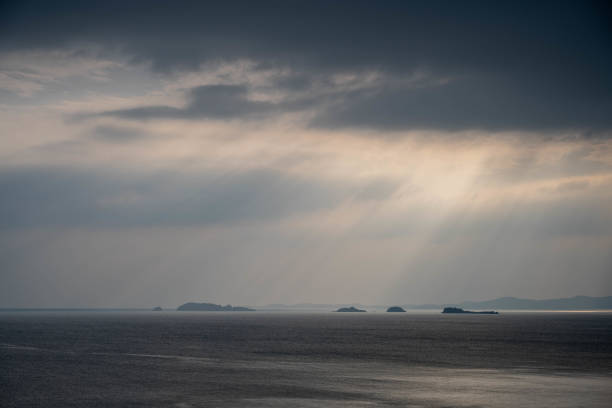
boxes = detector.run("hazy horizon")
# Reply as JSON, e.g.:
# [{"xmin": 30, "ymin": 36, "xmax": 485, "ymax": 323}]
[
  {"xmin": 2, "ymin": 294, "xmax": 612, "ymax": 311},
  {"xmin": 1, "ymin": 1, "xmax": 611, "ymax": 308}
]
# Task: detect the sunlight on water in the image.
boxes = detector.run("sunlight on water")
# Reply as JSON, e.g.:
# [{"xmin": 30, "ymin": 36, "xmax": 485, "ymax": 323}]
[{"xmin": 1, "ymin": 312, "xmax": 610, "ymax": 407}]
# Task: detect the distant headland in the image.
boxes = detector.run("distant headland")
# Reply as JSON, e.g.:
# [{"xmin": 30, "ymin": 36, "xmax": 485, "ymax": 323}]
[
  {"xmin": 335, "ymin": 306, "xmax": 366, "ymax": 312},
  {"xmin": 386, "ymin": 306, "xmax": 406, "ymax": 312},
  {"xmin": 454, "ymin": 296, "xmax": 612, "ymax": 311},
  {"xmin": 254, "ymin": 296, "xmax": 612, "ymax": 312},
  {"xmin": 177, "ymin": 302, "xmax": 255, "ymax": 311},
  {"xmin": 442, "ymin": 307, "xmax": 498, "ymax": 314},
  {"xmin": 390, "ymin": 295, "xmax": 612, "ymax": 312}
]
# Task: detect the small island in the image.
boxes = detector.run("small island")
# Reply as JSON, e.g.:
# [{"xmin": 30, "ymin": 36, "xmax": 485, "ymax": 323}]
[
  {"xmin": 442, "ymin": 307, "xmax": 498, "ymax": 314},
  {"xmin": 177, "ymin": 302, "xmax": 255, "ymax": 311},
  {"xmin": 386, "ymin": 306, "xmax": 406, "ymax": 312},
  {"xmin": 335, "ymin": 306, "xmax": 366, "ymax": 312},
  {"xmin": 152, "ymin": 306, "xmax": 163, "ymax": 311}
]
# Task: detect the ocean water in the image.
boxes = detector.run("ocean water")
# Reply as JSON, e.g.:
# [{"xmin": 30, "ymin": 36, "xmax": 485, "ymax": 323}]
[{"xmin": 1, "ymin": 312, "xmax": 611, "ymax": 407}]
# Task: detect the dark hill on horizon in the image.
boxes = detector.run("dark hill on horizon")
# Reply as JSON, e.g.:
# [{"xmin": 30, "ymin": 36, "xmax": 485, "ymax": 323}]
[
  {"xmin": 456, "ymin": 296, "xmax": 612, "ymax": 310},
  {"xmin": 394, "ymin": 296, "xmax": 612, "ymax": 311}
]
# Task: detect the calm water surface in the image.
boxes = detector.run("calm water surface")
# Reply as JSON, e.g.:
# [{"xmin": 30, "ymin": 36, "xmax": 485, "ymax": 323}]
[{"xmin": 1, "ymin": 312, "xmax": 611, "ymax": 407}]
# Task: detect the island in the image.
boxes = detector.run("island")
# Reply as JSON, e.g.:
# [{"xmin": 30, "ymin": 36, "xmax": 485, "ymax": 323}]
[
  {"xmin": 335, "ymin": 306, "xmax": 366, "ymax": 312},
  {"xmin": 442, "ymin": 307, "xmax": 498, "ymax": 314},
  {"xmin": 177, "ymin": 302, "xmax": 255, "ymax": 311},
  {"xmin": 386, "ymin": 306, "xmax": 406, "ymax": 312},
  {"xmin": 152, "ymin": 306, "xmax": 163, "ymax": 311}
]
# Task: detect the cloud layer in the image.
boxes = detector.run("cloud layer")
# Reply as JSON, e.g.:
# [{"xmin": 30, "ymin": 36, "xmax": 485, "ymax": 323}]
[
  {"xmin": 1, "ymin": 1, "xmax": 611, "ymax": 307},
  {"xmin": 2, "ymin": 1, "xmax": 611, "ymax": 132}
]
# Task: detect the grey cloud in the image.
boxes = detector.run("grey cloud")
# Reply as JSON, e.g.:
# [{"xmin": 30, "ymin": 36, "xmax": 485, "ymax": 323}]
[
  {"xmin": 94, "ymin": 70, "xmax": 612, "ymax": 131},
  {"xmin": 101, "ymin": 84, "xmax": 307, "ymax": 120},
  {"xmin": 352, "ymin": 179, "xmax": 399, "ymax": 201},
  {"xmin": 0, "ymin": 166, "xmax": 398, "ymax": 229},
  {"xmin": 358, "ymin": 190, "xmax": 612, "ymax": 241},
  {"xmin": 451, "ymin": 198, "xmax": 612, "ymax": 239},
  {"xmin": 2, "ymin": 1, "xmax": 611, "ymax": 132},
  {"xmin": 90, "ymin": 125, "xmax": 148, "ymax": 142},
  {"xmin": 270, "ymin": 73, "xmax": 315, "ymax": 92},
  {"xmin": 3, "ymin": 1, "xmax": 609, "ymax": 76},
  {"xmin": 310, "ymin": 74, "xmax": 612, "ymax": 132},
  {"xmin": 478, "ymin": 145, "xmax": 612, "ymax": 185},
  {"xmin": 553, "ymin": 180, "xmax": 590, "ymax": 193},
  {"xmin": 2, "ymin": 172, "xmax": 609, "ymax": 308},
  {"xmin": 386, "ymin": 230, "xmax": 612, "ymax": 304}
]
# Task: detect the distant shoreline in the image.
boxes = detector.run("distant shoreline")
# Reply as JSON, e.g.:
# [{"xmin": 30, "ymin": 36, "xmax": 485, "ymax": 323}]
[{"xmin": 2, "ymin": 295, "xmax": 612, "ymax": 313}]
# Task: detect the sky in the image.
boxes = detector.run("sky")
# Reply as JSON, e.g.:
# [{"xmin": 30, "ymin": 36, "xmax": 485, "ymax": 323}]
[{"xmin": 0, "ymin": 1, "xmax": 611, "ymax": 308}]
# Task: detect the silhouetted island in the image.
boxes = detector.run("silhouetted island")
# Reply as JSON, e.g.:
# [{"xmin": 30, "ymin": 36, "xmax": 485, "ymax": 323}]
[
  {"xmin": 152, "ymin": 306, "xmax": 163, "ymax": 311},
  {"xmin": 335, "ymin": 306, "xmax": 366, "ymax": 312},
  {"xmin": 386, "ymin": 306, "xmax": 406, "ymax": 312},
  {"xmin": 442, "ymin": 307, "xmax": 498, "ymax": 314},
  {"xmin": 177, "ymin": 302, "xmax": 255, "ymax": 311}
]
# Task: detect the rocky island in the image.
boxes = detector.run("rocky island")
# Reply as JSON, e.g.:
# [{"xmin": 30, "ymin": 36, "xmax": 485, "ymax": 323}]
[
  {"xmin": 335, "ymin": 306, "xmax": 366, "ymax": 312},
  {"xmin": 177, "ymin": 302, "xmax": 255, "ymax": 311},
  {"xmin": 152, "ymin": 306, "xmax": 163, "ymax": 311},
  {"xmin": 386, "ymin": 306, "xmax": 406, "ymax": 312},
  {"xmin": 442, "ymin": 307, "xmax": 498, "ymax": 314}
]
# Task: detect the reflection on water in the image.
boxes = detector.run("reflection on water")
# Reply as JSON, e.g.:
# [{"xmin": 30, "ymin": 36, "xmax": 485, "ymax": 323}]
[{"xmin": 1, "ymin": 312, "xmax": 611, "ymax": 407}]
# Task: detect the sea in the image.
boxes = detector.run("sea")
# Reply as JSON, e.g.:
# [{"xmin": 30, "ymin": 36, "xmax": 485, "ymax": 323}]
[{"xmin": 1, "ymin": 311, "xmax": 611, "ymax": 407}]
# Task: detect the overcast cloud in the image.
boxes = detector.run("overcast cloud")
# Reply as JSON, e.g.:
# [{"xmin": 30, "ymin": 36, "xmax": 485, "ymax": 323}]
[{"xmin": 0, "ymin": 1, "xmax": 611, "ymax": 307}]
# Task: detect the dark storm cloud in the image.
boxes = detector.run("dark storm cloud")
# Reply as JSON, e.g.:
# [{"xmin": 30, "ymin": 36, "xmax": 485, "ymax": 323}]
[
  {"xmin": 100, "ymin": 84, "xmax": 307, "ymax": 120},
  {"xmin": 312, "ymin": 74, "xmax": 612, "ymax": 131},
  {"xmin": 2, "ymin": 0, "xmax": 611, "ymax": 132},
  {"xmin": 0, "ymin": 167, "xmax": 397, "ymax": 228}
]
